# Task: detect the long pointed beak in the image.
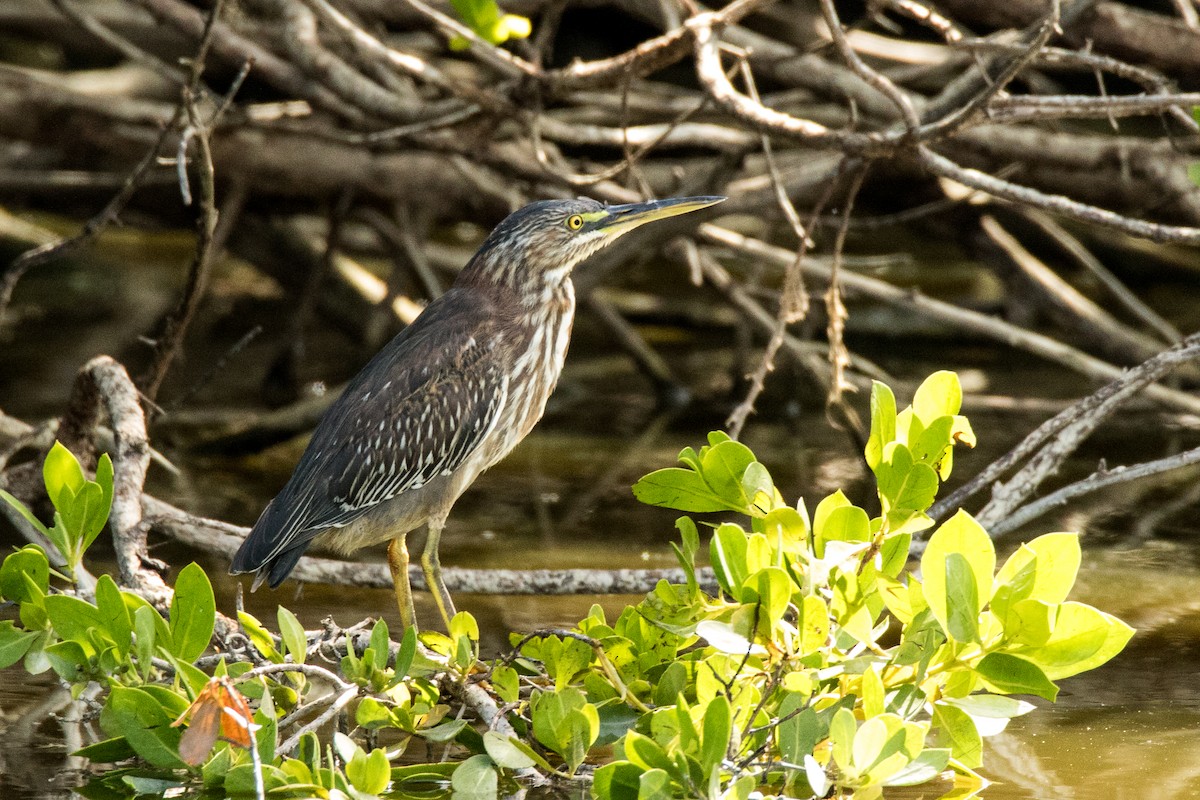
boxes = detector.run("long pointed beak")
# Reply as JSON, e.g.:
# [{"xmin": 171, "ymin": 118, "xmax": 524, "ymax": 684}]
[{"xmin": 594, "ymin": 195, "xmax": 725, "ymax": 236}]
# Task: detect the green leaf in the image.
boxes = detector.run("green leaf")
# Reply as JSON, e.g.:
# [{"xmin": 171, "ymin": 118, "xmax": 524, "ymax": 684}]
[
  {"xmin": 1003, "ymin": 598, "xmax": 1055, "ymax": 646},
  {"xmin": 237, "ymin": 610, "xmax": 279, "ymax": 661},
  {"xmin": 992, "ymin": 532, "xmax": 1081, "ymax": 611},
  {"xmin": 451, "ymin": 754, "xmax": 497, "ymax": 798},
  {"xmin": 943, "ymin": 694, "xmax": 1035, "ymax": 720},
  {"xmin": 73, "ymin": 736, "xmax": 137, "ymax": 763},
  {"xmin": 854, "ymin": 714, "xmax": 912, "ymax": 784},
  {"xmin": 828, "ymin": 707, "xmax": 857, "ymax": 774},
  {"xmin": 622, "ymin": 730, "xmax": 675, "ymax": 775},
  {"xmin": 85, "ymin": 454, "xmax": 114, "ymax": 548},
  {"xmin": 883, "ymin": 747, "xmax": 950, "ymax": 786},
  {"xmin": 347, "ymin": 747, "xmax": 390, "ymax": 795},
  {"xmin": 777, "ymin": 693, "xmax": 822, "ymax": 766},
  {"xmin": 169, "ymin": 563, "xmax": 214, "ymax": 661},
  {"xmin": 122, "ymin": 776, "xmax": 183, "ymax": 796},
  {"xmin": 421, "ymin": 718, "xmax": 469, "ymax": 743},
  {"xmin": 277, "ymin": 606, "xmax": 307, "ymax": 665},
  {"xmin": 700, "ymin": 440, "xmax": 758, "ymax": 511},
  {"xmin": 99, "ymin": 686, "xmax": 185, "ymax": 769},
  {"xmin": 395, "ymin": 624, "xmax": 416, "ymax": 677},
  {"xmin": 671, "ymin": 517, "xmax": 700, "ymax": 594},
  {"xmin": 700, "ymin": 695, "xmax": 731, "ymax": 776},
  {"xmin": 931, "ymin": 703, "xmax": 982, "ymax": 768},
  {"xmin": 0, "ymin": 545, "xmax": 49, "ymax": 603},
  {"xmin": 483, "ymin": 731, "xmax": 536, "ymax": 770},
  {"xmin": 1011, "ymin": 601, "xmax": 1135, "ymax": 680},
  {"xmin": 861, "ymin": 666, "xmax": 885, "ymax": 718},
  {"xmin": 0, "ymin": 621, "xmax": 40, "ymax": 669},
  {"xmin": 813, "ymin": 502, "xmax": 870, "ymax": 557},
  {"xmin": 44, "ymin": 594, "xmax": 105, "ymax": 651},
  {"xmin": 974, "ymin": 653, "xmax": 1059, "ymax": 701},
  {"xmin": 95, "ymin": 575, "xmax": 132, "ymax": 657},
  {"xmin": 710, "ymin": 523, "xmax": 749, "ymax": 598},
  {"xmin": 133, "ymin": 604, "xmax": 157, "ymax": 680},
  {"xmin": 638, "ymin": 768, "xmax": 672, "ymax": 800},
  {"xmin": 760, "ymin": 506, "xmax": 810, "ymax": 557},
  {"xmin": 876, "ymin": 443, "xmax": 939, "ymax": 521},
  {"xmin": 944, "ymin": 552, "xmax": 980, "ymax": 643},
  {"xmin": 633, "ymin": 468, "xmax": 731, "ymax": 513},
  {"xmin": 744, "ymin": 566, "xmax": 792, "ymax": 629},
  {"xmin": 880, "ymin": 532, "xmax": 912, "ymax": 579},
  {"xmin": 490, "ymin": 663, "xmax": 519, "ymax": 703},
  {"xmin": 530, "ymin": 687, "xmax": 598, "ymax": 773},
  {"xmin": 594, "ymin": 761, "xmax": 643, "ymax": 800},
  {"xmin": 920, "ymin": 511, "xmax": 994, "ymax": 640},
  {"xmin": 1189, "ymin": 161, "xmax": 1200, "ymax": 188},
  {"xmin": 43, "ymin": 441, "xmax": 86, "ymax": 514},
  {"xmin": 911, "ymin": 371, "xmax": 962, "ymax": 424},
  {"xmin": 741, "ymin": 461, "xmax": 774, "ymax": 507},
  {"xmin": 449, "ymin": 0, "xmax": 531, "ymax": 46},
  {"xmin": 866, "ymin": 380, "xmax": 897, "ymax": 471}
]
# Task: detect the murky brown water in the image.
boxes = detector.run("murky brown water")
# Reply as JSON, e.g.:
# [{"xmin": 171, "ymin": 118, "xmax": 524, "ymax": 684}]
[{"xmin": 2, "ymin": 225, "xmax": 1199, "ymax": 798}]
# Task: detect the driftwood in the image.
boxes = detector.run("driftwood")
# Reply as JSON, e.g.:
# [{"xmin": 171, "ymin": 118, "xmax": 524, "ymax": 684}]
[{"xmin": 4, "ymin": 0, "xmax": 1200, "ymax": 580}]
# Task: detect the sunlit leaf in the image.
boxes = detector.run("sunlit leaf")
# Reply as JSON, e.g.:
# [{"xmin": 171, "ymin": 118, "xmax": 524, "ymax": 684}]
[
  {"xmin": 931, "ymin": 703, "xmax": 982, "ymax": 768},
  {"xmin": 944, "ymin": 553, "xmax": 980, "ymax": 643},
  {"xmin": 347, "ymin": 747, "xmax": 390, "ymax": 795},
  {"xmin": 634, "ymin": 468, "xmax": 733, "ymax": 513},
  {"xmin": 973, "ymin": 653, "xmax": 1058, "ymax": 701},
  {"xmin": 710, "ymin": 523, "xmax": 749, "ymax": 598},
  {"xmin": 911, "ymin": 371, "xmax": 962, "ymax": 423},
  {"xmin": 1011, "ymin": 601, "xmax": 1134, "ymax": 680},
  {"xmin": 700, "ymin": 695, "xmax": 730, "ymax": 776},
  {"xmin": 43, "ymin": 441, "xmax": 85, "ymax": 515},
  {"xmin": 866, "ymin": 380, "xmax": 897, "ymax": 471},
  {"xmin": 992, "ymin": 532, "xmax": 1081, "ymax": 610},
  {"xmin": 828, "ymin": 707, "xmax": 856, "ymax": 774},
  {"xmin": 921, "ymin": 511, "xmax": 994, "ymax": 639}
]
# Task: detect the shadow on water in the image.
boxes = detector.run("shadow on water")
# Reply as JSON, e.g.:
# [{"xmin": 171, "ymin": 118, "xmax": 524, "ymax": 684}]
[{"xmin": 2, "ymin": 227, "xmax": 1200, "ymax": 798}]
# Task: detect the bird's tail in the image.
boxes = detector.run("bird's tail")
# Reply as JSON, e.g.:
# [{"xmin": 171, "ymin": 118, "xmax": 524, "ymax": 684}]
[{"xmin": 230, "ymin": 498, "xmax": 307, "ymax": 589}]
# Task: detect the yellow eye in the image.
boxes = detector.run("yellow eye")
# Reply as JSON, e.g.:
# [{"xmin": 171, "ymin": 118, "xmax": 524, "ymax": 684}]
[{"xmin": 566, "ymin": 214, "xmax": 584, "ymax": 231}]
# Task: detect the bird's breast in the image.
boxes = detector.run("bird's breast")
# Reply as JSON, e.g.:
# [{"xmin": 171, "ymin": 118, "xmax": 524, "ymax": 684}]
[{"xmin": 488, "ymin": 286, "xmax": 576, "ymax": 463}]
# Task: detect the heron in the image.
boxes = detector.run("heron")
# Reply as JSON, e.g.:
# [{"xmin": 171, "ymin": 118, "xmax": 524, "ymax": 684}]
[{"xmin": 230, "ymin": 195, "xmax": 724, "ymax": 630}]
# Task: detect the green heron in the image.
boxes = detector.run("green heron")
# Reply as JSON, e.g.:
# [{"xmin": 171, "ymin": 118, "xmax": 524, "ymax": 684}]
[{"xmin": 231, "ymin": 195, "xmax": 724, "ymax": 630}]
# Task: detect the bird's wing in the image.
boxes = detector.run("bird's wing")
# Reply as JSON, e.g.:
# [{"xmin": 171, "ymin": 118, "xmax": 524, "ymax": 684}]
[{"xmin": 232, "ymin": 288, "xmax": 512, "ymax": 577}]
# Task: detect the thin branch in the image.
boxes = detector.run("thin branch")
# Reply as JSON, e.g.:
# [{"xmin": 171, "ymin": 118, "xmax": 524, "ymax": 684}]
[
  {"xmin": 991, "ymin": 446, "xmax": 1200, "ymax": 538},
  {"xmin": 1015, "ymin": 208, "xmax": 1182, "ymax": 344},
  {"xmin": 917, "ymin": 146, "xmax": 1200, "ymax": 245},
  {"xmin": 0, "ymin": 113, "xmax": 181, "ymax": 322},
  {"xmin": 700, "ymin": 224, "xmax": 1200, "ymax": 415},
  {"xmin": 931, "ymin": 333, "xmax": 1200, "ymax": 523}
]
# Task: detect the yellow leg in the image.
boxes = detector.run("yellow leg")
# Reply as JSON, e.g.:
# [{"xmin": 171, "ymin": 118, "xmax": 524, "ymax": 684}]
[
  {"xmin": 421, "ymin": 517, "xmax": 457, "ymax": 631},
  {"xmin": 387, "ymin": 536, "xmax": 417, "ymax": 632}
]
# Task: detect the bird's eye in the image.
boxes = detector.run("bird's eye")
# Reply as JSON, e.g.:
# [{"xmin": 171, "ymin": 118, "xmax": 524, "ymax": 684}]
[{"xmin": 566, "ymin": 214, "xmax": 584, "ymax": 231}]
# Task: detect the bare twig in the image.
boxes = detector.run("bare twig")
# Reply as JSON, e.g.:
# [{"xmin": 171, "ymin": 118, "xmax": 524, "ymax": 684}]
[
  {"xmin": 991, "ymin": 445, "xmax": 1200, "ymax": 538},
  {"xmin": 701, "ymin": 225, "xmax": 1200, "ymax": 415},
  {"xmin": 931, "ymin": 333, "xmax": 1200, "ymax": 524},
  {"xmin": 0, "ymin": 113, "xmax": 180, "ymax": 322},
  {"xmin": 1015, "ymin": 208, "xmax": 1182, "ymax": 344}
]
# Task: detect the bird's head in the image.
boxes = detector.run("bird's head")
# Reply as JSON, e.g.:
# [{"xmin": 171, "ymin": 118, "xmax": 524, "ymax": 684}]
[{"xmin": 463, "ymin": 196, "xmax": 725, "ymax": 295}]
